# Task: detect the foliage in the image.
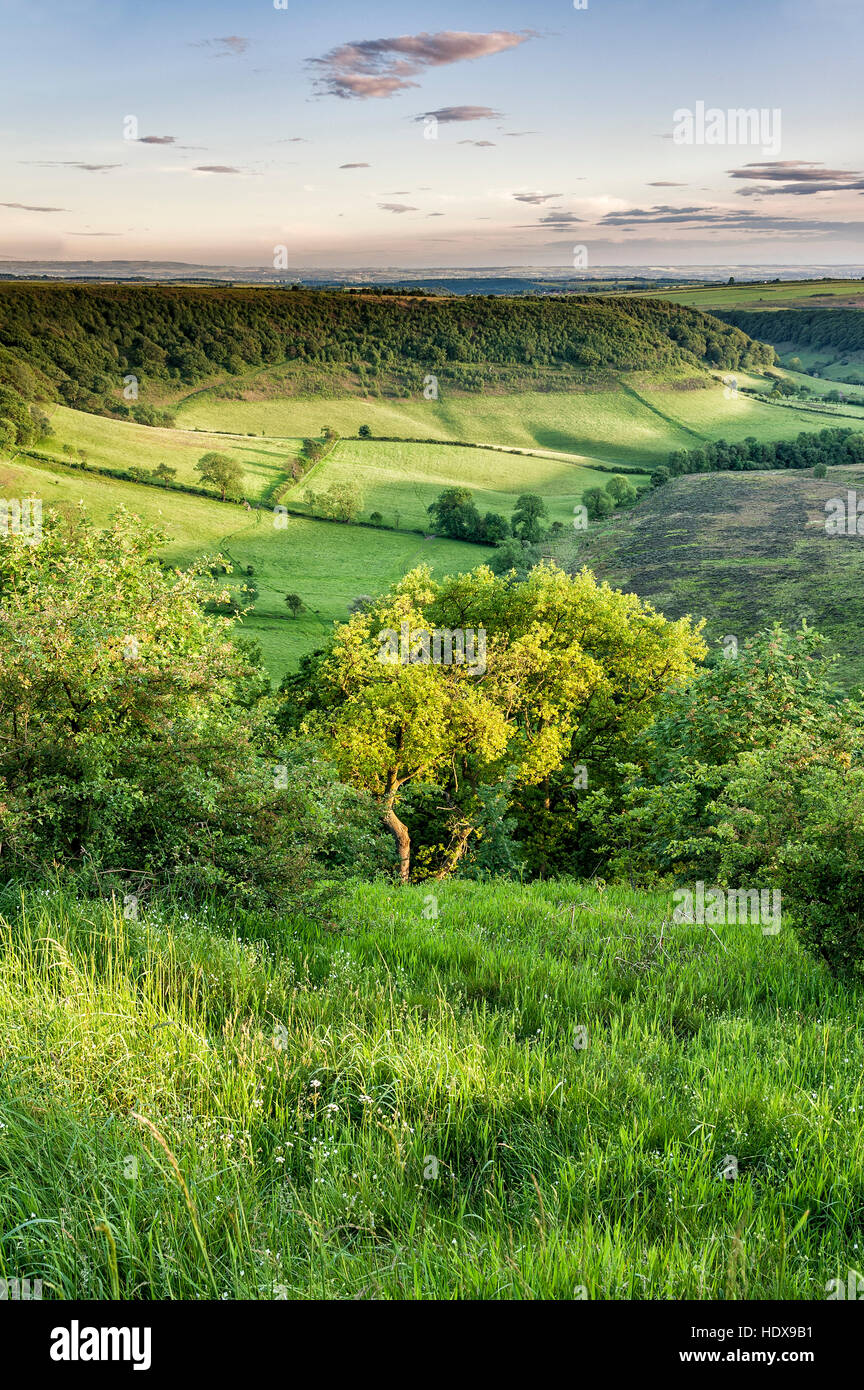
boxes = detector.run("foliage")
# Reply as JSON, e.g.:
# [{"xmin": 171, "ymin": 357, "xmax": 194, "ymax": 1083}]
[
  {"xmin": 426, "ymin": 487, "xmax": 482, "ymax": 541},
  {"xmin": 583, "ymin": 486, "xmax": 615, "ymax": 519},
  {"xmin": 0, "ymin": 509, "xmax": 387, "ymax": 905},
  {"xmin": 667, "ymin": 427, "xmax": 864, "ymax": 477},
  {"xmin": 701, "ymin": 727, "xmax": 864, "ymax": 981},
  {"xmin": 585, "ymin": 625, "xmax": 851, "ymax": 884},
  {"xmin": 195, "ymin": 451, "xmax": 244, "ymax": 502},
  {"xmin": 605, "ymin": 474, "xmax": 638, "ymax": 506},
  {"xmin": 318, "ymin": 481, "xmax": 362, "ymax": 523},
  {"xmin": 281, "ymin": 563, "xmax": 705, "ymax": 879},
  {"xmin": 511, "ymin": 493, "xmax": 548, "ymax": 543},
  {"xmin": 0, "ymin": 285, "xmax": 773, "ymax": 418}
]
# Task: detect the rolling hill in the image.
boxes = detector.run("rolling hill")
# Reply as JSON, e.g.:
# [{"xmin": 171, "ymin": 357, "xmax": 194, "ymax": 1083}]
[{"xmin": 575, "ymin": 465, "xmax": 864, "ymax": 687}]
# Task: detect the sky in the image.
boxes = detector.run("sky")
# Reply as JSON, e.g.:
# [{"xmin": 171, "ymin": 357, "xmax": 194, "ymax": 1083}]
[{"xmin": 1, "ymin": 0, "xmax": 862, "ymax": 269}]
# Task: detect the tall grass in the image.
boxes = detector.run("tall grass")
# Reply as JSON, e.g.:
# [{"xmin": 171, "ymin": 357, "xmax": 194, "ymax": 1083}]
[{"xmin": 0, "ymin": 878, "xmax": 860, "ymax": 1300}]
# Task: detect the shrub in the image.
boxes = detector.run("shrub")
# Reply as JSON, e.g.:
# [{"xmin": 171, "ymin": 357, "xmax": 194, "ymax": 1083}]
[
  {"xmin": 0, "ymin": 510, "xmax": 388, "ymax": 907},
  {"xmin": 583, "ymin": 486, "xmax": 615, "ymax": 520}
]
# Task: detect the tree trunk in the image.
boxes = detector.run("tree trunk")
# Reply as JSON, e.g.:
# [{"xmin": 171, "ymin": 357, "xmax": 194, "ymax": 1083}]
[
  {"xmin": 430, "ymin": 820, "xmax": 473, "ymax": 879},
  {"xmin": 383, "ymin": 800, "xmax": 411, "ymax": 883}
]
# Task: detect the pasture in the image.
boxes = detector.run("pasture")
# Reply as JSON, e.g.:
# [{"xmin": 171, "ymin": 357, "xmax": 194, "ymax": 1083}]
[
  {"xmin": 176, "ymin": 377, "xmax": 854, "ymax": 469},
  {"xmin": 0, "ymin": 452, "xmax": 486, "ymax": 677},
  {"xmin": 41, "ymin": 404, "xmax": 299, "ymax": 502},
  {"xmin": 634, "ymin": 279, "xmax": 864, "ymax": 311},
  {"xmin": 578, "ymin": 464, "xmax": 864, "ymax": 688},
  {"xmin": 1, "ymin": 876, "xmax": 859, "ymax": 1300},
  {"xmin": 289, "ymin": 438, "xmax": 646, "ymax": 532}
]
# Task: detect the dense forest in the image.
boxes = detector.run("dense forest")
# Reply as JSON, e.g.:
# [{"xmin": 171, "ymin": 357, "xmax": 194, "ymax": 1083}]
[
  {"xmin": 717, "ymin": 307, "xmax": 864, "ymax": 356},
  {"xmin": 0, "ymin": 284, "xmax": 773, "ymax": 433}
]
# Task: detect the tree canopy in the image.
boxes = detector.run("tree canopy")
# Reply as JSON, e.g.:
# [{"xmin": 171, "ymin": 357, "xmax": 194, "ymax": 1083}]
[{"xmin": 280, "ymin": 563, "xmax": 705, "ymax": 879}]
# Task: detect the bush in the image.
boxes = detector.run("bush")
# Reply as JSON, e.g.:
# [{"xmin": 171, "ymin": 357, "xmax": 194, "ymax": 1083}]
[
  {"xmin": 0, "ymin": 510, "xmax": 390, "ymax": 907},
  {"xmin": 605, "ymin": 474, "xmax": 637, "ymax": 506},
  {"xmin": 708, "ymin": 732, "xmax": 864, "ymax": 981},
  {"xmin": 583, "ymin": 486, "xmax": 615, "ymax": 520}
]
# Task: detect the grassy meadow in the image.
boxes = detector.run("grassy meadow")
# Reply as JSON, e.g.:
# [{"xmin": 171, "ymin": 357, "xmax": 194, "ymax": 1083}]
[
  {"xmin": 177, "ymin": 376, "xmax": 859, "ymax": 468},
  {"xmin": 0, "ymin": 451, "xmax": 487, "ymax": 675},
  {"xmin": 290, "ymin": 438, "xmax": 644, "ymax": 532},
  {"xmin": 632, "ymin": 279, "xmax": 864, "ymax": 311},
  {"xmin": 2, "ymin": 876, "xmax": 860, "ymax": 1301},
  {"xmin": 41, "ymin": 404, "xmax": 300, "ymax": 502},
  {"xmin": 3, "ymin": 282, "xmax": 864, "ymax": 1315},
  {"xmin": 6, "ymin": 357, "xmax": 864, "ymax": 681}
]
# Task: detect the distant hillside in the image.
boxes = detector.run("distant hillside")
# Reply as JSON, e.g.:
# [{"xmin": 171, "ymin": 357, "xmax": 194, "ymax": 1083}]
[
  {"xmin": 0, "ymin": 284, "xmax": 773, "ymax": 428},
  {"xmin": 716, "ymin": 307, "xmax": 864, "ymax": 384},
  {"xmin": 575, "ymin": 467, "xmax": 864, "ymax": 688}
]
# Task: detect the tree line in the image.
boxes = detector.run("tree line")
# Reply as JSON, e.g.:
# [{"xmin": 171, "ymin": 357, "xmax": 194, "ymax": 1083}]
[
  {"xmin": 0, "ymin": 284, "xmax": 775, "ymax": 428},
  {"xmin": 662, "ymin": 427, "xmax": 864, "ymax": 479}
]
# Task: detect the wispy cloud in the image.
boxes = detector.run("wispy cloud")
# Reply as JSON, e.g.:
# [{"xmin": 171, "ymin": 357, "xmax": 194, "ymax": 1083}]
[
  {"xmin": 1, "ymin": 201, "xmax": 66, "ymax": 212},
  {"xmin": 310, "ymin": 31, "xmax": 533, "ymax": 100},
  {"xmin": 340, "ymin": 162, "xmax": 370, "ymax": 169},
  {"xmin": 513, "ymin": 191, "xmax": 561, "ymax": 205},
  {"xmin": 378, "ymin": 202, "xmax": 417, "ymax": 214},
  {"xmin": 137, "ymin": 136, "xmax": 177, "ymax": 145},
  {"xmin": 415, "ymin": 105, "xmax": 502, "ymax": 124},
  {"xmin": 535, "ymin": 210, "xmax": 585, "ymax": 227},
  {"xmin": 23, "ymin": 161, "xmax": 121, "ymax": 172},
  {"xmin": 459, "ymin": 140, "xmax": 496, "ymax": 147},
  {"xmin": 595, "ymin": 202, "xmax": 864, "ymax": 236},
  {"xmin": 193, "ymin": 165, "xmax": 251, "ymax": 176},
  {"xmin": 729, "ymin": 161, "xmax": 864, "ymax": 196},
  {"xmin": 191, "ymin": 36, "xmax": 249, "ymax": 58}
]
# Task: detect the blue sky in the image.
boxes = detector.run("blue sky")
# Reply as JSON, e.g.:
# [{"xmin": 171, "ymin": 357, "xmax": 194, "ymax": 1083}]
[{"xmin": 1, "ymin": 0, "xmax": 862, "ymax": 267}]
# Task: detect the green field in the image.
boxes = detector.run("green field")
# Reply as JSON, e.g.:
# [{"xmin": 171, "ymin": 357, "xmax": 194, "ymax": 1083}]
[
  {"xmin": 6, "ymin": 282, "xmax": 864, "ymax": 1312},
  {"xmin": 41, "ymin": 404, "xmax": 300, "ymax": 502},
  {"xmin": 0, "ymin": 452, "xmax": 486, "ymax": 677},
  {"xmin": 3, "ymin": 875, "xmax": 861, "ymax": 1300},
  {"xmin": 773, "ymin": 345, "xmax": 864, "ymax": 387},
  {"xmin": 289, "ymin": 438, "xmax": 646, "ymax": 531},
  {"xmin": 632, "ymin": 279, "xmax": 864, "ymax": 311},
  {"xmin": 176, "ymin": 377, "xmax": 858, "ymax": 469},
  {"xmin": 5, "ymin": 328, "xmax": 864, "ymax": 685},
  {"xmin": 776, "ymin": 366, "xmax": 864, "ymax": 397}
]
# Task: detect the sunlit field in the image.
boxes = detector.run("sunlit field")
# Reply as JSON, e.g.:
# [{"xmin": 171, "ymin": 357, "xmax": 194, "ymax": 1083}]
[{"xmin": 2, "ymin": 878, "xmax": 859, "ymax": 1300}]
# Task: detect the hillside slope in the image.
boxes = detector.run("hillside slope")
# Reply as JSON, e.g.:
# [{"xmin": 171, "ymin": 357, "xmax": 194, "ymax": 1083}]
[
  {"xmin": 0, "ymin": 284, "xmax": 773, "ymax": 419},
  {"xmin": 716, "ymin": 308, "xmax": 864, "ymax": 386},
  {"xmin": 576, "ymin": 467, "xmax": 864, "ymax": 687}
]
